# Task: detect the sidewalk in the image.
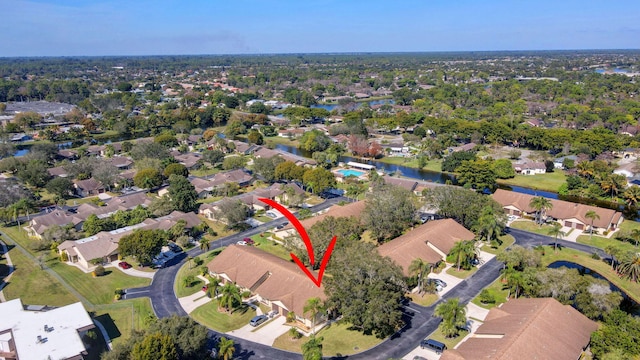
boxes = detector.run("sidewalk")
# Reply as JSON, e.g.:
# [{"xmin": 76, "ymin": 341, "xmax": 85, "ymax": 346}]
[{"xmin": 0, "ymin": 240, "xmax": 15, "ymax": 302}]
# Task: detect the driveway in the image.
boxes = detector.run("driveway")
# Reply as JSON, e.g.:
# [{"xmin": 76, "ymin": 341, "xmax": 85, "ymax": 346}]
[
  {"xmin": 110, "ymin": 260, "xmax": 155, "ymax": 279},
  {"xmin": 227, "ymin": 315, "xmax": 289, "ymax": 346},
  {"xmin": 179, "ymin": 290, "xmax": 212, "ymax": 314}
]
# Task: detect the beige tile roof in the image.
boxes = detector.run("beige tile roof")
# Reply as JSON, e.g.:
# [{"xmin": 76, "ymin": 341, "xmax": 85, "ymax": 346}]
[
  {"xmin": 282, "ymin": 201, "xmax": 366, "ymax": 231},
  {"xmin": 377, "ymin": 219, "xmax": 475, "ymax": 275},
  {"xmin": 207, "ymin": 245, "xmax": 326, "ymax": 316},
  {"xmin": 441, "ymin": 298, "xmax": 598, "ymax": 360},
  {"xmin": 492, "ymin": 189, "xmax": 623, "ymax": 229}
]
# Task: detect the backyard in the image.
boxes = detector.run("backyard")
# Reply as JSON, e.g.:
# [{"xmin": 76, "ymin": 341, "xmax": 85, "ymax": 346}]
[{"xmin": 497, "ymin": 170, "xmax": 566, "ymax": 193}]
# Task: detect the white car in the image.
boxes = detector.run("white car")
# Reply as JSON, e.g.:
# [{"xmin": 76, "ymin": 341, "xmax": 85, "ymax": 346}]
[
  {"xmin": 236, "ymin": 240, "xmax": 247, "ymax": 246},
  {"xmin": 508, "ymin": 215, "xmax": 517, "ymax": 221}
]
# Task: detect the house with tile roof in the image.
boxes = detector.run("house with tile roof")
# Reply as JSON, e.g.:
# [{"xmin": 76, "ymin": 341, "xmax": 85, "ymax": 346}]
[
  {"xmin": 492, "ymin": 189, "xmax": 623, "ymax": 233},
  {"xmin": 207, "ymin": 245, "xmax": 326, "ymax": 328},
  {"xmin": 0, "ymin": 299, "xmax": 95, "ymax": 360},
  {"xmin": 377, "ymin": 219, "xmax": 475, "ymax": 275},
  {"xmin": 57, "ymin": 211, "xmax": 201, "ymax": 270},
  {"xmin": 74, "ymin": 178, "xmax": 105, "ymax": 197},
  {"xmin": 512, "ymin": 161, "xmax": 546, "ymax": 175},
  {"xmin": 441, "ymin": 298, "xmax": 598, "ymax": 360},
  {"xmin": 274, "ymin": 200, "xmax": 366, "ymax": 239}
]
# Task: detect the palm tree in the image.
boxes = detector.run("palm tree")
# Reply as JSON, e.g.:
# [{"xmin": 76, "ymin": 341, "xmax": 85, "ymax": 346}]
[
  {"xmin": 208, "ymin": 277, "xmax": 221, "ymax": 298},
  {"xmin": 604, "ymin": 245, "xmax": 620, "ymax": 271},
  {"xmin": 449, "ymin": 240, "xmax": 478, "ymax": 271},
  {"xmin": 218, "ymin": 283, "xmax": 241, "ymax": 313},
  {"xmin": 200, "ymin": 238, "xmax": 210, "ymax": 251},
  {"xmin": 618, "ymin": 253, "xmax": 640, "ymax": 282},
  {"xmin": 585, "ymin": 210, "xmax": 600, "ymax": 239},
  {"xmin": 434, "ymin": 298, "xmax": 467, "ymax": 338},
  {"xmin": 631, "ymin": 229, "xmax": 640, "ymax": 248},
  {"xmin": 623, "ymin": 185, "xmax": 640, "ymax": 209},
  {"xmin": 547, "ymin": 223, "xmax": 566, "ymax": 253},
  {"xmin": 501, "ymin": 267, "xmax": 526, "ymax": 299},
  {"xmin": 409, "ymin": 258, "xmax": 431, "ymax": 295},
  {"xmin": 303, "ymin": 297, "xmax": 325, "ymax": 335},
  {"xmin": 529, "ymin": 196, "xmax": 553, "ymax": 226},
  {"xmin": 217, "ymin": 336, "xmax": 235, "ymax": 360}
]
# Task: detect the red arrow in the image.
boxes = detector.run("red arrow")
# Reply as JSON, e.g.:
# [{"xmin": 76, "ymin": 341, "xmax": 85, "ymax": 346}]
[{"xmin": 259, "ymin": 198, "xmax": 337, "ymax": 287}]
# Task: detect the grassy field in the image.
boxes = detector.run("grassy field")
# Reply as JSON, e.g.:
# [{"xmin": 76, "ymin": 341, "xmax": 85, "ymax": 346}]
[
  {"xmin": 251, "ymin": 233, "xmax": 291, "ymax": 261},
  {"xmin": 376, "ymin": 156, "xmax": 444, "ymax": 173},
  {"xmin": 174, "ymin": 261, "xmax": 207, "ymax": 298},
  {"xmin": 200, "ymin": 218, "xmax": 237, "ymax": 241},
  {"xmin": 264, "ymin": 136, "xmax": 300, "ymax": 147},
  {"xmin": 2, "ymin": 226, "xmax": 44, "ymax": 256},
  {"xmin": 190, "ymin": 300, "xmax": 257, "ymax": 332},
  {"xmin": 538, "ymin": 246, "xmax": 640, "ymax": 304},
  {"xmin": 428, "ymin": 323, "xmax": 469, "ymax": 350},
  {"xmin": 497, "ymin": 170, "xmax": 566, "ymax": 193},
  {"xmin": 481, "ymin": 234, "xmax": 515, "ymax": 255},
  {"xmin": 2, "ymin": 244, "xmax": 78, "ymax": 307},
  {"xmin": 93, "ymin": 298, "xmax": 154, "ymax": 347},
  {"xmin": 48, "ymin": 261, "xmax": 150, "ymax": 305},
  {"xmin": 408, "ymin": 292, "xmax": 439, "ymax": 307},
  {"xmin": 577, "ymin": 234, "xmax": 637, "ymax": 255},
  {"xmin": 471, "ymin": 278, "xmax": 510, "ymax": 309},
  {"xmin": 190, "ymin": 167, "xmax": 221, "ymax": 177},
  {"xmin": 619, "ymin": 220, "xmax": 640, "ymax": 232},
  {"xmin": 272, "ymin": 321, "xmax": 384, "ymax": 356}
]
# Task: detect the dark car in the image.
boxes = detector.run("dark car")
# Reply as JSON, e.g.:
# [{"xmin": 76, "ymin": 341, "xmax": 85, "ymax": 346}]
[
  {"xmin": 243, "ymin": 237, "xmax": 255, "ymax": 246},
  {"xmin": 118, "ymin": 261, "xmax": 132, "ymax": 269},
  {"xmin": 275, "ymin": 222, "xmax": 289, "ymax": 230},
  {"xmin": 249, "ymin": 315, "xmax": 268, "ymax": 327},
  {"xmin": 420, "ymin": 339, "xmax": 447, "ymax": 354}
]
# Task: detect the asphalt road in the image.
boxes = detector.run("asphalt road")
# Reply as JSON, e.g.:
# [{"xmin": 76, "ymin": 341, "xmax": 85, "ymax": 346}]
[{"xmin": 124, "ymin": 218, "xmax": 607, "ymax": 359}]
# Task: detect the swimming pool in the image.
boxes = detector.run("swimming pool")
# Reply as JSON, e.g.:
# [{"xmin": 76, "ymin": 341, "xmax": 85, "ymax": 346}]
[{"xmin": 337, "ymin": 169, "xmax": 365, "ymax": 177}]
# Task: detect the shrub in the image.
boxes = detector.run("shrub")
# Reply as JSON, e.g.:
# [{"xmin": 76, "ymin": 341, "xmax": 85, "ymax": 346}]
[
  {"xmin": 183, "ymin": 275, "xmax": 196, "ymax": 288},
  {"xmin": 591, "ymin": 252, "xmax": 601, "ymax": 260},
  {"xmin": 479, "ymin": 289, "xmax": 495, "ymax": 304},
  {"xmin": 241, "ymin": 290, "xmax": 251, "ymax": 299},
  {"xmin": 94, "ymin": 265, "xmax": 105, "ymax": 276},
  {"xmin": 193, "ymin": 256, "xmax": 202, "ymax": 266},
  {"xmin": 207, "ymin": 228, "xmax": 218, "ymax": 237},
  {"xmin": 60, "ymin": 252, "xmax": 69, "ymax": 262},
  {"xmin": 114, "ymin": 293, "xmax": 121, "ymax": 301},
  {"xmin": 115, "ymin": 288, "xmax": 125, "ymax": 295}
]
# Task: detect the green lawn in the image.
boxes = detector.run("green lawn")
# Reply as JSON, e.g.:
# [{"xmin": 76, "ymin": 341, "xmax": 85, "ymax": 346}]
[
  {"xmin": 200, "ymin": 218, "xmax": 237, "ymax": 241},
  {"xmin": 49, "ymin": 261, "xmax": 150, "ymax": 305},
  {"xmin": 497, "ymin": 171, "xmax": 566, "ymax": 193},
  {"xmin": 508, "ymin": 219, "xmax": 562, "ymax": 237},
  {"xmin": 538, "ymin": 246, "xmax": 640, "ymax": 304},
  {"xmin": 2, "ymin": 244, "xmax": 78, "ymax": 307},
  {"xmin": 408, "ymin": 293, "xmax": 439, "ymax": 307},
  {"xmin": 619, "ymin": 219, "xmax": 640, "ymax": 232},
  {"xmin": 197, "ymin": 195, "xmax": 224, "ymax": 204},
  {"xmin": 174, "ymin": 262, "xmax": 207, "ymax": 298},
  {"xmin": 481, "ymin": 234, "xmax": 515, "ymax": 255},
  {"xmin": 2, "ymin": 226, "xmax": 44, "ymax": 256},
  {"xmin": 375, "ymin": 156, "xmax": 444, "ymax": 173},
  {"xmin": 428, "ymin": 323, "xmax": 469, "ymax": 350},
  {"xmin": 471, "ymin": 278, "xmax": 510, "ymax": 309},
  {"xmin": 264, "ymin": 136, "xmax": 300, "ymax": 147},
  {"xmin": 446, "ymin": 265, "xmax": 478, "ymax": 279},
  {"xmin": 93, "ymin": 298, "xmax": 154, "ymax": 347},
  {"xmin": 272, "ymin": 321, "xmax": 384, "ymax": 356},
  {"xmin": 577, "ymin": 234, "xmax": 637, "ymax": 255},
  {"xmin": 66, "ymin": 196, "xmax": 101, "ymax": 207},
  {"xmin": 254, "ymin": 215, "xmax": 273, "ymax": 223},
  {"xmin": 250, "ymin": 233, "xmax": 291, "ymax": 261},
  {"xmin": 190, "ymin": 168, "xmax": 221, "ymax": 177},
  {"xmin": 190, "ymin": 300, "xmax": 257, "ymax": 332}
]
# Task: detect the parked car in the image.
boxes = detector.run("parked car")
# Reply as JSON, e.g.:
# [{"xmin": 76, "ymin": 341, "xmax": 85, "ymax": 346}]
[
  {"xmin": 202, "ymin": 285, "xmax": 208, "ymax": 292},
  {"xmin": 118, "ymin": 261, "xmax": 132, "ymax": 269},
  {"xmin": 420, "ymin": 338, "xmax": 447, "ymax": 354},
  {"xmin": 508, "ymin": 215, "xmax": 517, "ymax": 221},
  {"xmin": 243, "ymin": 237, "xmax": 255, "ymax": 246},
  {"xmin": 275, "ymin": 222, "xmax": 289, "ymax": 230},
  {"xmin": 236, "ymin": 240, "xmax": 247, "ymax": 246},
  {"xmin": 249, "ymin": 315, "xmax": 268, "ymax": 327},
  {"xmin": 426, "ymin": 279, "xmax": 444, "ymax": 292}
]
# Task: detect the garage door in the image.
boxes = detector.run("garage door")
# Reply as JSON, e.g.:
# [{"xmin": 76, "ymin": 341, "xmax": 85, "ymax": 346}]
[
  {"xmin": 564, "ymin": 221, "xmax": 572, "ymax": 227},
  {"xmin": 576, "ymin": 223, "xmax": 584, "ymax": 230}
]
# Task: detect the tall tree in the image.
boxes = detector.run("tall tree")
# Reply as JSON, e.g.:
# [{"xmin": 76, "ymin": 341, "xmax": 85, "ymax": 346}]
[
  {"xmin": 218, "ymin": 282, "xmax": 241, "ymax": 312},
  {"xmin": 546, "ymin": 221, "xmax": 566, "ymax": 250},
  {"xmin": 303, "ymin": 297, "xmax": 325, "ymax": 335},
  {"xmin": 302, "ymin": 167, "xmax": 336, "ymax": 194},
  {"xmin": 168, "ymin": 174, "xmax": 198, "ymax": 213},
  {"xmin": 434, "ymin": 298, "xmax": 467, "ymax": 338},
  {"xmin": 618, "ymin": 252, "xmax": 640, "ymax": 282},
  {"xmin": 118, "ymin": 229, "xmax": 168, "ymax": 265},
  {"xmin": 631, "ymin": 229, "xmax": 640, "ymax": 248},
  {"xmin": 217, "ymin": 337, "xmax": 235, "ymax": 360},
  {"xmin": 362, "ymin": 184, "xmax": 416, "ymax": 242},
  {"xmin": 130, "ymin": 333, "xmax": 178, "ymax": 360},
  {"xmin": 409, "ymin": 258, "xmax": 431, "ymax": 295},
  {"xmin": 529, "ymin": 196, "xmax": 553, "ymax": 226},
  {"xmin": 584, "ymin": 210, "xmax": 600, "ymax": 239},
  {"xmin": 449, "ymin": 240, "xmax": 478, "ymax": 271},
  {"xmin": 302, "ymin": 335, "xmax": 323, "ymax": 360}
]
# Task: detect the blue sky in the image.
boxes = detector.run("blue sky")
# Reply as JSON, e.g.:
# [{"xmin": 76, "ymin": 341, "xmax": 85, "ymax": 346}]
[{"xmin": 1, "ymin": 0, "xmax": 639, "ymax": 56}]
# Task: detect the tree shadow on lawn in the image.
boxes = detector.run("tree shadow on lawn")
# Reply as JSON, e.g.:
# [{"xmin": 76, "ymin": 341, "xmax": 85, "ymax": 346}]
[{"xmin": 93, "ymin": 313, "xmax": 121, "ymax": 341}]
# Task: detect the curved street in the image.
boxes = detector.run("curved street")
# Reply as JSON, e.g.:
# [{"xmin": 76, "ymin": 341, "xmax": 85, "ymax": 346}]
[{"xmin": 124, "ymin": 217, "xmax": 610, "ymax": 359}]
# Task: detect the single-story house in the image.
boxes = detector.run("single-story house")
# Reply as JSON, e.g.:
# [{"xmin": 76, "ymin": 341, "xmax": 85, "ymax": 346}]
[
  {"xmin": 377, "ymin": 219, "xmax": 476, "ymax": 275},
  {"xmin": 207, "ymin": 245, "xmax": 327, "ymax": 328},
  {"xmin": 0, "ymin": 299, "xmax": 95, "ymax": 360},
  {"xmin": 278, "ymin": 128, "xmax": 306, "ymax": 138},
  {"xmin": 26, "ymin": 209, "xmax": 84, "ymax": 239},
  {"xmin": 492, "ymin": 189, "xmax": 623, "ymax": 233},
  {"xmin": 441, "ymin": 298, "xmax": 598, "ymax": 360},
  {"xmin": 47, "ymin": 166, "xmax": 69, "ymax": 178},
  {"xmin": 172, "ymin": 152, "xmax": 201, "ymax": 169},
  {"xmin": 58, "ymin": 211, "xmax": 200, "ymax": 270},
  {"xmin": 274, "ymin": 200, "xmax": 365, "ymax": 239},
  {"xmin": 74, "ymin": 178, "xmax": 105, "ymax": 197},
  {"xmin": 110, "ymin": 156, "xmax": 133, "ymax": 170},
  {"xmin": 448, "ymin": 142, "xmax": 477, "ymax": 153},
  {"xmin": 512, "ymin": 161, "xmax": 546, "ymax": 175}
]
